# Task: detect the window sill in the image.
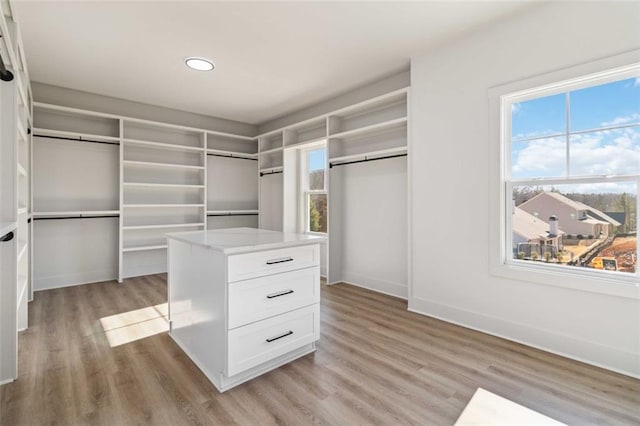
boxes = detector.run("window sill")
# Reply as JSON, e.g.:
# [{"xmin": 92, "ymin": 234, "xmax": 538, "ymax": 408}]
[
  {"xmin": 305, "ymin": 231, "xmax": 327, "ymax": 238},
  {"xmin": 491, "ymin": 261, "xmax": 640, "ymax": 299}
]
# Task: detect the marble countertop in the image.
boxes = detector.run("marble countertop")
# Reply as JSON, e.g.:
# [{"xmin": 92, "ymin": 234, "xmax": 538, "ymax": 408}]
[{"xmin": 166, "ymin": 227, "xmax": 325, "ymax": 254}]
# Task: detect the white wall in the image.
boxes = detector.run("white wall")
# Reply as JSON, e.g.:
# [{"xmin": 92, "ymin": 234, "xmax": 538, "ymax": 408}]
[
  {"xmin": 340, "ymin": 157, "xmax": 407, "ymax": 297},
  {"xmin": 410, "ymin": 1, "xmax": 640, "ymax": 377}
]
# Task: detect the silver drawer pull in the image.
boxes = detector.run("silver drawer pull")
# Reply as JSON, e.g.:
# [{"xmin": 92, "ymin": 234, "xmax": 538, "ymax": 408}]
[
  {"xmin": 266, "ymin": 257, "xmax": 294, "ymax": 265},
  {"xmin": 266, "ymin": 330, "xmax": 293, "ymax": 343},
  {"xmin": 266, "ymin": 289, "xmax": 294, "ymax": 299}
]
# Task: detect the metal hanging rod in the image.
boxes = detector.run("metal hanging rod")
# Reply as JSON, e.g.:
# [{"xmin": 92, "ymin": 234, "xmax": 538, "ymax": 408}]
[
  {"xmin": 207, "ymin": 153, "xmax": 258, "ymax": 161},
  {"xmin": 329, "ymin": 153, "xmax": 407, "ymax": 168},
  {"xmin": 34, "ymin": 214, "xmax": 120, "ymax": 221},
  {"xmin": 260, "ymin": 170, "xmax": 283, "ymax": 177},
  {"xmin": 33, "ymin": 134, "xmax": 120, "ymax": 146},
  {"xmin": 207, "ymin": 212, "xmax": 259, "ymax": 217},
  {"xmin": 0, "ymin": 49, "xmax": 14, "ymax": 82}
]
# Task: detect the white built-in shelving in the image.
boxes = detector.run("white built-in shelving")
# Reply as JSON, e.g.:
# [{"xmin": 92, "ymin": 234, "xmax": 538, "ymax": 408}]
[
  {"xmin": 327, "ymin": 89, "xmax": 408, "ymax": 163},
  {"xmin": 28, "ymin": 80, "xmax": 407, "ymax": 301},
  {"xmin": 206, "ymin": 132, "xmax": 259, "ymax": 230},
  {"xmin": 31, "ymin": 102, "xmax": 260, "ymax": 284},
  {"xmin": 121, "ymin": 120, "xmax": 207, "ymax": 279},
  {"xmin": 0, "ymin": 2, "xmax": 33, "ymax": 384},
  {"xmin": 122, "ymin": 160, "xmax": 205, "ymax": 170},
  {"xmin": 252, "ymin": 87, "xmax": 409, "ymax": 294},
  {"xmin": 32, "ymin": 102, "xmax": 120, "ymax": 291},
  {"xmin": 254, "ymin": 87, "xmax": 409, "ymax": 237}
]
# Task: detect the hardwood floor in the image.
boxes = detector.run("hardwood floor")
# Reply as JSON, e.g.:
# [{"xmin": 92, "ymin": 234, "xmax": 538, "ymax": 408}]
[{"xmin": 1, "ymin": 274, "xmax": 639, "ymax": 425}]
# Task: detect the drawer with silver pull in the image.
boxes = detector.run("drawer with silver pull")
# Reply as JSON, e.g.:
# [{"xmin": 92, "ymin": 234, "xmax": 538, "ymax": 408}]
[
  {"xmin": 228, "ymin": 266, "xmax": 320, "ymax": 329},
  {"xmin": 227, "ymin": 244, "xmax": 320, "ymax": 282},
  {"xmin": 226, "ymin": 304, "xmax": 320, "ymax": 376}
]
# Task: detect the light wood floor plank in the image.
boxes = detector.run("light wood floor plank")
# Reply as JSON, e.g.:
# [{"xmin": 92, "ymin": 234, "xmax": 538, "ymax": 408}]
[{"xmin": 1, "ymin": 275, "xmax": 638, "ymax": 425}]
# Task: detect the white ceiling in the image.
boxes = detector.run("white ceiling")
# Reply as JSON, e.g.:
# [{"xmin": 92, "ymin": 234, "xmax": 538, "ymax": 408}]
[{"xmin": 13, "ymin": 1, "xmax": 536, "ymax": 125}]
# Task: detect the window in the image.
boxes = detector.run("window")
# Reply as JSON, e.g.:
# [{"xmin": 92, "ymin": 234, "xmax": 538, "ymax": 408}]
[
  {"xmin": 302, "ymin": 146, "xmax": 327, "ymax": 233},
  {"xmin": 501, "ymin": 64, "xmax": 639, "ymax": 283}
]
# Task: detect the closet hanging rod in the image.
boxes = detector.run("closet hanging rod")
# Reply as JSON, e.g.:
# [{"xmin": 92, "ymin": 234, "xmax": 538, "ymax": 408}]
[
  {"xmin": 33, "ymin": 134, "xmax": 120, "ymax": 146},
  {"xmin": 1, "ymin": 231, "xmax": 15, "ymax": 242},
  {"xmin": 329, "ymin": 153, "xmax": 407, "ymax": 168},
  {"xmin": 0, "ymin": 51, "xmax": 14, "ymax": 82},
  {"xmin": 207, "ymin": 212, "xmax": 259, "ymax": 217},
  {"xmin": 207, "ymin": 153, "xmax": 258, "ymax": 161},
  {"xmin": 34, "ymin": 214, "xmax": 120, "ymax": 220},
  {"xmin": 260, "ymin": 170, "xmax": 283, "ymax": 177}
]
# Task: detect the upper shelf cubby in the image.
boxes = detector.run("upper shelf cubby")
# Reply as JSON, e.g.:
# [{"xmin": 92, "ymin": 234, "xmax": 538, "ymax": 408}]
[
  {"xmin": 327, "ymin": 90, "xmax": 407, "ymax": 138},
  {"xmin": 207, "ymin": 133, "xmax": 257, "ymax": 155},
  {"xmin": 34, "ymin": 104, "xmax": 120, "ymax": 139},
  {"xmin": 283, "ymin": 117, "xmax": 327, "ymax": 147},
  {"xmin": 123, "ymin": 121, "xmax": 204, "ymax": 150},
  {"xmin": 259, "ymin": 132, "xmax": 283, "ymax": 152}
]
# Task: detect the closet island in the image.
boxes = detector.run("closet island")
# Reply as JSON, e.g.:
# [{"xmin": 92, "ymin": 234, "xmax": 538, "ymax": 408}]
[{"xmin": 167, "ymin": 227, "xmax": 323, "ymax": 392}]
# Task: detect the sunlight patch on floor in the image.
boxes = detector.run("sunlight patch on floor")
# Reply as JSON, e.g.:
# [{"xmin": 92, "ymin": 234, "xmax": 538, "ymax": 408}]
[{"xmin": 100, "ymin": 303, "xmax": 169, "ymax": 347}]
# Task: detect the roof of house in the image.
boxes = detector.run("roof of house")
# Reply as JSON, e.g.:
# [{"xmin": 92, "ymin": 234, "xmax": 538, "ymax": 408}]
[
  {"xmin": 604, "ymin": 212, "xmax": 626, "ymax": 225},
  {"xmin": 512, "ymin": 207, "xmax": 563, "ymax": 241},
  {"xmin": 520, "ymin": 192, "xmax": 621, "ymax": 227}
]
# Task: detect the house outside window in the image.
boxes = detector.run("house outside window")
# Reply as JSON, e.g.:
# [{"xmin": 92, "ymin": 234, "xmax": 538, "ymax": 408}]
[{"xmin": 498, "ymin": 62, "xmax": 639, "ymax": 283}]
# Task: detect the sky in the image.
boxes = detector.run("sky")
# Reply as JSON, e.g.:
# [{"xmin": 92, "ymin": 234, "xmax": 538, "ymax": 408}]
[
  {"xmin": 308, "ymin": 147, "xmax": 326, "ymax": 171},
  {"xmin": 510, "ymin": 77, "xmax": 639, "ymax": 193}
]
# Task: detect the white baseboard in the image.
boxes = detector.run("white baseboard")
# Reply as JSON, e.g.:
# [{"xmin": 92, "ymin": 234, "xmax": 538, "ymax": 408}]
[
  {"xmin": 0, "ymin": 378, "xmax": 15, "ymax": 386},
  {"xmin": 34, "ymin": 269, "xmax": 118, "ymax": 291},
  {"xmin": 408, "ymin": 296, "xmax": 640, "ymax": 379},
  {"xmin": 341, "ymin": 271, "xmax": 407, "ymax": 299}
]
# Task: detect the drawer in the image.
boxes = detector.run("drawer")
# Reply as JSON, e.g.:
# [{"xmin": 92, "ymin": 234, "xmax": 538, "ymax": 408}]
[
  {"xmin": 227, "ymin": 304, "xmax": 319, "ymax": 377},
  {"xmin": 227, "ymin": 244, "xmax": 319, "ymax": 282},
  {"xmin": 228, "ymin": 267, "xmax": 320, "ymax": 329}
]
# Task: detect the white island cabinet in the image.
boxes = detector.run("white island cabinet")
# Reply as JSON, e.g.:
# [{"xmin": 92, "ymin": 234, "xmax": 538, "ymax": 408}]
[{"xmin": 166, "ymin": 227, "xmax": 323, "ymax": 392}]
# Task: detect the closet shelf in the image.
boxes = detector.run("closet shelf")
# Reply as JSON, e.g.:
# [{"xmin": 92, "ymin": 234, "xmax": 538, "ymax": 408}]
[
  {"xmin": 123, "ymin": 182, "xmax": 205, "ymax": 189},
  {"xmin": 122, "ymin": 222, "xmax": 204, "ymax": 231},
  {"xmin": 259, "ymin": 147, "xmax": 283, "ymax": 155},
  {"xmin": 330, "ymin": 88, "xmax": 408, "ymax": 118},
  {"xmin": 122, "ymin": 244, "xmax": 168, "ymax": 253},
  {"xmin": 284, "ymin": 136, "xmax": 327, "ymax": 149},
  {"xmin": 123, "ymin": 138, "xmax": 205, "ymax": 153},
  {"xmin": 33, "ymin": 127, "xmax": 120, "ymax": 143},
  {"xmin": 123, "ymin": 204, "xmax": 205, "ymax": 208},
  {"xmin": 328, "ymin": 117, "xmax": 407, "ymax": 140},
  {"xmin": 258, "ymin": 166, "xmax": 283, "ymax": 174},
  {"xmin": 0, "ymin": 222, "xmax": 16, "ymax": 238},
  {"xmin": 122, "ymin": 160, "xmax": 205, "ymax": 170},
  {"xmin": 328, "ymin": 146, "xmax": 408, "ymax": 164},
  {"xmin": 207, "ymin": 148, "xmax": 258, "ymax": 159}
]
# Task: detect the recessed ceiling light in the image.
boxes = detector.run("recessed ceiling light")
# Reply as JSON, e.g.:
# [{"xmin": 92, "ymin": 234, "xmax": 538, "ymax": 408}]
[{"xmin": 185, "ymin": 57, "xmax": 214, "ymax": 71}]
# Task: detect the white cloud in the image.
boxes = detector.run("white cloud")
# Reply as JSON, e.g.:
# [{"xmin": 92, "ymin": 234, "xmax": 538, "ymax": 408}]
[
  {"xmin": 512, "ymin": 137, "xmax": 565, "ymax": 177},
  {"xmin": 601, "ymin": 113, "xmax": 640, "ymax": 127},
  {"xmin": 511, "ymin": 103, "xmax": 522, "ymax": 115},
  {"xmin": 512, "ymin": 127, "xmax": 640, "ymax": 178}
]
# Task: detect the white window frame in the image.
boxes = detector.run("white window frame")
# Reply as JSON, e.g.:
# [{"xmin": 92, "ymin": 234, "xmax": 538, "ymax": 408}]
[
  {"xmin": 489, "ymin": 50, "xmax": 640, "ymax": 299},
  {"xmin": 299, "ymin": 142, "xmax": 327, "ymax": 235}
]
